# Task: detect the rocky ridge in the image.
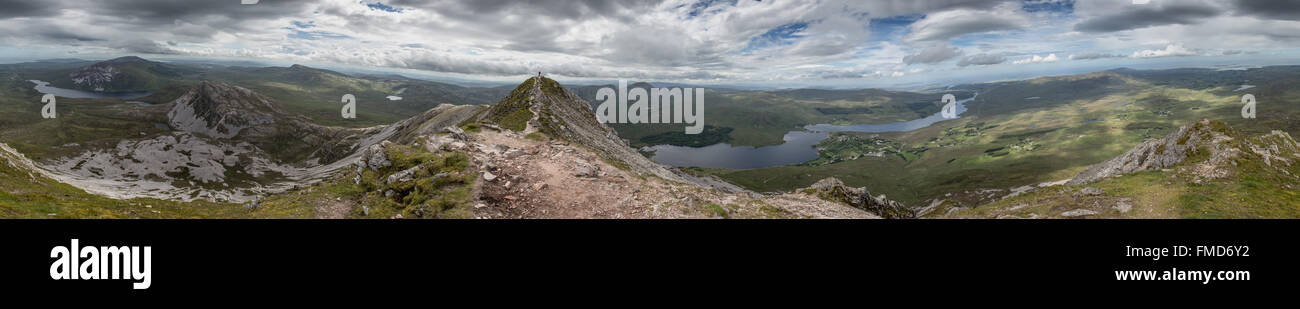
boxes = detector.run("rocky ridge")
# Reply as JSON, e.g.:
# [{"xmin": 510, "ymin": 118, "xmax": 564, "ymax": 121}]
[
  {"xmin": 1068, "ymin": 119, "xmax": 1298, "ymax": 185},
  {"xmin": 486, "ymin": 77, "xmax": 744, "ymax": 193},
  {"xmin": 929, "ymin": 119, "xmax": 1300, "ymax": 218},
  {"xmin": 803, "ymin": 177, "xmax": 915, "ymax": 218}
]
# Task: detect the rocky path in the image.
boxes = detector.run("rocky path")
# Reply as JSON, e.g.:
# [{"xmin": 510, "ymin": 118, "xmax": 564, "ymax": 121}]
[
  {"xmin": 450, "ymin": 129, "xmax": 877, "ymax": 219},
  {"xmin": 522, "ymin": 77, "xmax": 543, "ymax": 135}
]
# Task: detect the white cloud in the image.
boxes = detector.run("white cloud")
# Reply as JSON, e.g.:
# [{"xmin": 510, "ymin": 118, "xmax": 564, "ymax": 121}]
[
  {"xmin": 1012, "ymin": 53, "xmax": 1059, "ymax": 64},
  {"xmin": 903, "ymin": 42, "xmax": 962, "ymax": 65},
  {"xmin": 1068, "ymin": 51, "xmax": 1122, "ymax": 60},
  {"xmin": 1130, "ymin": 44, "xmax": 1198, "ymax": 58},
  {"xmin": 0, "ymin": 0, "xmax": 1298, "ymax": 86},
  {"xmin": 903, "ymin": 2, "xmax": 1029, "ymax": 42}
]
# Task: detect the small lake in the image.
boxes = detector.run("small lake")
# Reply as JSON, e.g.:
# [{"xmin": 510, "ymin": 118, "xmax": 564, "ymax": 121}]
[
  {"xmin": 642, "ymin": 131, "xmax": 828, "ymax": 169},
  {"xmin": 646, "ymin": 94, "xmax": 976, "ymax": 169},
  {"xmin": 30, "ymin": 80, "xmax": 152, "ymax": 100}
]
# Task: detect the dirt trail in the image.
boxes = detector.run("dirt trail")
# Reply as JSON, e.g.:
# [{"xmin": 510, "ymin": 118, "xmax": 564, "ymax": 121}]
[
  {"xmin": 522, "ymin": 77, "xmax": 543, "ymax": 135},
  {"xmin": 452, "ymin": 129, "xmax": 877, "ymax": 219}
]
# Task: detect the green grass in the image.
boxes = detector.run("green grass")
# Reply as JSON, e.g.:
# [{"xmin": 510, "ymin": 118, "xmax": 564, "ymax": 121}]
[
  {"xmin": 703, "ymin": 203, "xmax": 729, "ymax": 218},
  {"xmin": 938, "ymin": 120, "xmax": 1300, "ymax": 218},
  {"xmin": 257, "ymin": 145, "xmax": 478, "ymax": 219},
  {"xmin": 496, "ymin": 108, "xmax": 533, "ymax": 131},
  {"xmin": 486, "ymin": 78, "xmax": 536, "ymax": 131},
  {"xmin": 525, "ymin": 132, "xmax": 548, "ymax": 141},
  {"xmin": 701, "ymin": 69, "xmax": 1300, "ymax": 207}
]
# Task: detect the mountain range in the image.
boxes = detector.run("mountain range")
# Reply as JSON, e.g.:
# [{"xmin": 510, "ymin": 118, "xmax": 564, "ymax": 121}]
[{"xmin": 0, "ymin": 56, "xmax": 1297, "ymax": 218}]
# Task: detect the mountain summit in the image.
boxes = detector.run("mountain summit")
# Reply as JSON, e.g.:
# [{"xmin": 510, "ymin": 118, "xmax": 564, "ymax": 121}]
[
  {"xmin": 485, "ymin": 76, "xmax": 743, "ymax": 192},
  {"xmin": 165, "ymin": 81, "xmax": 368, "ymax": 164},
  {"xmin": 168, "ymin": 81, "xmax": 284, "ymax": 139}
]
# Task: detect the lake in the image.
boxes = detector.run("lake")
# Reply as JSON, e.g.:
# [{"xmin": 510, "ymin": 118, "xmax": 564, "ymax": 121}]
[
  {"xmin": 30, "ymin": 80, "xmax": 152, "ymax": 100},
  {"xmin": 645, "ymin": 93, "xmax": 976, "ymax": 169}
]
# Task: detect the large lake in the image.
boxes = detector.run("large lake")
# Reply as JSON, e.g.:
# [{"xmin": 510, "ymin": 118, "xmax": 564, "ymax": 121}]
[
  {"xmin": 645, "ymin": 94, "xmax": 976, "ymax": 169},
  {"xmin": 30, "ymin": 80, "xmax": 152, "ymax": 100}
]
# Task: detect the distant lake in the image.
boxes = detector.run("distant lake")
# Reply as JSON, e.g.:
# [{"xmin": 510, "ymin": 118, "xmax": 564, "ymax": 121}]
[
  {"xmin": 642, "ymin": 131, "xmax": 827, "ymax": 169},
  {"xmin": 646, "ymin": 94, "xmax": 977, "ymax": 169},
  {"xmin": 29, "ymin": 80, "xmax": 151, "ymax": 100}
]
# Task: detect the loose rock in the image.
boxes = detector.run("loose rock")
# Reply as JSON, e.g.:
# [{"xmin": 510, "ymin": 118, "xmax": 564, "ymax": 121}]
[
  {"xmin": 1080, "ymin": 187, "xmax": 1105, "ymax": 196},
  {"xmin": 1060, "ymin": 209, "xmax": 1098, "ymax": 217}
]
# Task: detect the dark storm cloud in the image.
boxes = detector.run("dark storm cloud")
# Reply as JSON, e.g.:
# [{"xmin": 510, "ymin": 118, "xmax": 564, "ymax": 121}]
[
  {"xmin": 0, "ymin": 0, "xmax": 61, "ymax": 18},
  {"xmin": 387, "ymin": 0, "xmax": 663, "ymax": 54},
  {"xmin": 85, "ymin": 0, "xmax": 314, "ymax": 21},
  {"xmin": 1234, "ymin": 0, "xmax": 1300, "ymax": 21},
  {"xmin": 0, "ymin": 0, "xmax": 313, "ymax": 23},
  {"xmin": 110, "ymin": 39, "xmax": 183, "ymax": 55},
  {"xmin": 390, "ymin": 0, "xmax": 654, "ymax": 21},
  {"xmin": 0, "ymin": 0, "xmax": 316, "ymax": 44},
  {"xmin": 28, "ymin": 26, "xmax": 104, "ymax": 42},
  {"xmin": 1075, "ymin": 2, "xmax": 1221, "ymax": 32}
]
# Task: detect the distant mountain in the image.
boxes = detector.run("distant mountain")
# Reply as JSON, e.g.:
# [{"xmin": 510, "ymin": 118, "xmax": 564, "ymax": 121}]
[
  {"xmin": 165, "ymin": 81, "xmax": 366, "ymax": 164},
  {"xmin": 167, "ymin": 81, "xmax": 287, "ymax": 139},
  {"xmin": 64, "ymin": 56, "xmax": 193, "ymax": 92}
]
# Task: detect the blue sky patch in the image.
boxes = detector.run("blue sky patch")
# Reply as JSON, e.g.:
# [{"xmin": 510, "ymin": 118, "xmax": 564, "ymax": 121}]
[
  {"xmin": 1022, "ymin": 0, "xmax": 1074, "ymax": 14},
  {"xmin": 290, "ymin": 21, "xmax": 316, "ymax": 29},
  {"xmin": 364, "ymin": 1, "xmax": 405, "ymax": 13},
  {"xmin": 740, "ymin": 21, "xmax": 809, "ymax": 53},
  {"xmin": 285, "ymin": 28, "xmax": 351, "ymax": 40},
  {"xmin": 868, "ymin": 14, "xmax": 923, "ymax": 42},
  {"xmin": 687, "ymin": 0, "xmax": 739, "ymax": 18}
]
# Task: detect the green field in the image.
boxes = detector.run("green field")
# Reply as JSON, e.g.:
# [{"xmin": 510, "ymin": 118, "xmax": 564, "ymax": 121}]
[{"xmin": 701, "ymin": 68, "xmax": 1300, "ymax": 207}]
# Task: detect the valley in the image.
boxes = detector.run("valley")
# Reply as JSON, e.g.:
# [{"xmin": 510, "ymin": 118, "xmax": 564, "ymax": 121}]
[
  {"xmin": 699, "ymin": 68, "xmax": 1300, "ymax": 209},
  {"xmin": 0, "ymin": 56, "xmax": 1297, "ymax": 218}
]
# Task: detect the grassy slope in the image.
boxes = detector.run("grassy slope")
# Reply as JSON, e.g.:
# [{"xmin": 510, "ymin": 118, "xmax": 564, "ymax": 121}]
[
  {"xmin": 255, "ymin": 143, "xmax": 477, "ymax": 219},
  {"xmin": 0, "ymin": 137, "xmax": 477, "ymax": 219},
  {"xmin": 939, "ymin": 126, "xmax": 1300, "ymax": 219},
  {"xmin": 0, "ymin": 76, "xmax": 173, "ymax": 161},
  {"xmin": 0, "ymin": 147, "xmax": 254, "ymax": 218},
  {"xmin": 485, "ymin": 77, "xmax": 535, "ymax": 131},
  {"xmin": 705, "ymin": 69, "xmax": 1300, "ymax": 206}
]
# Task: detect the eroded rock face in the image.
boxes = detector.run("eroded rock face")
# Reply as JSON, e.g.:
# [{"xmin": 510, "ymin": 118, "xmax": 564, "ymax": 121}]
[
  {"xmin": 1070, "ymin": 119, "xmax": 1300, "ymax": 186},
  {"xmin": 39, "ymin": 133, "xmax": 320, "ymax": 202},
  {"xmin": 804, "ymin": 177, "xmax": 914, "ymax": 219},
  {"xmin": 70, "ymin": 65, "xmax": 121, "ymax": 90},
  {"xmin": 1068, "ymin": 122, "xmax": 1204, "ymax": 185},
  {"xmin": 167, "ymin": 81, "xmax": 283, "ymax": 139},
  {"xmin": 360, "ymin": 141, "xmax": 393, "ymax": 172}
]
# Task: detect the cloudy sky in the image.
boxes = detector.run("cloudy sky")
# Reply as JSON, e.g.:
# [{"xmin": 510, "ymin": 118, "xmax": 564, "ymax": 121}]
[{"xmin": 1, "ymin": 0, "xmax": 1299, "ymax": 88}]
